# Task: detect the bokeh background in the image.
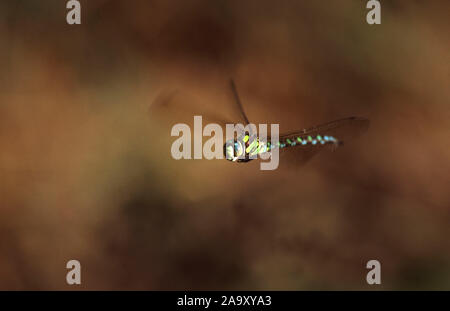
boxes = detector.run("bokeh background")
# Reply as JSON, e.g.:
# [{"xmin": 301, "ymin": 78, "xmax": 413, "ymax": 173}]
[{"xmin": 0, "ymin": 0, "xmax": 449, "ymax": 290}]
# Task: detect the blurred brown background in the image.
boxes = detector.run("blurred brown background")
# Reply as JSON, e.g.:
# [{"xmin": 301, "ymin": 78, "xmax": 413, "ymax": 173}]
[{"xmin": 0, "ymin": 0, "xmax": 449, "ymax": 290}]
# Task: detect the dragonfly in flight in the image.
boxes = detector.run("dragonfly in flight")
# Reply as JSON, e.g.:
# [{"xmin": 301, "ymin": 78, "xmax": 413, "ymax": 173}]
[{"xmin": 223, "ymin": 80, "xmax": 369, "ymax": 163}]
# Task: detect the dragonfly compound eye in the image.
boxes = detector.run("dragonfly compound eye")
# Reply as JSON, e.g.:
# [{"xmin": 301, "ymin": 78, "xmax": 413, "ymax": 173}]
[
  {"xmin": 224, "ymin": 140, "xmax": 244, "ymax": 161},
  {"xmin": 234, "ymin": 141, "xmax": 244, "ymax": 158},
  {"xmin": 224, "ymin": 140, "xmax": 235, "ymax": 161}
]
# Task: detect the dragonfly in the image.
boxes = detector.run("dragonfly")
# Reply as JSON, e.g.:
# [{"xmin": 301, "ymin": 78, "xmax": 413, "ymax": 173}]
[{"xmin": 223, "ymin": 80, "xmax": 369, "ymax": 163}]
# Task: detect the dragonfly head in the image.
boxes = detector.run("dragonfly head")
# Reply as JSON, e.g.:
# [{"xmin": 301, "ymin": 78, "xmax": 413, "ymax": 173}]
[{"xmin": 224, "ymin": 139, "xmax": 248, "ymax": 162}]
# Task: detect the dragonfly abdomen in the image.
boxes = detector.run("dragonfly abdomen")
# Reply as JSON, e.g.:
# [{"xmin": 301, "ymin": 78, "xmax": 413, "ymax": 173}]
[
  {"xmin": 275, "ymin": 134, "xmax": 338, "ymax": 149},
  {"xmin": 268, "ymin": 135, "xmax": 338, "ymax": 149},
  {"xmin": 246, "ymin": 134, "xmax": 339, "ymax": 158}
]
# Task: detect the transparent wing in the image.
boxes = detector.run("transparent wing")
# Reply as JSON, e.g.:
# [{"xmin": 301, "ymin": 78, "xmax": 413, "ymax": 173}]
[
  {"xmin": 148, "ymin": 89, "xmax": 233, "ymax": 128},
  {"xmin": 148, "ymin": 79, "xmax": 252, "ymax": 129},
  {"xmin": 270, "ymin": 117, "xmax": 370, "ymax": 167},
  {"xmin": 229, "ymin": 79, "xmax": 250, "ymax": 125},
  {"xmin": 278, "ymin": 117, "xmax": 369, "ymax": 143}
]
